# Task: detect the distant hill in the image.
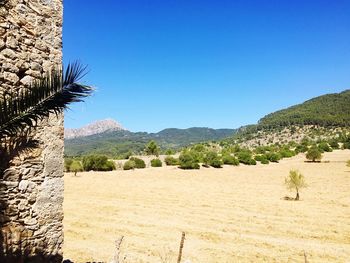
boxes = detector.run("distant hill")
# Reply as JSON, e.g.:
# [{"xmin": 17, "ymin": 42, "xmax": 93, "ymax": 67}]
[
  {"xmin": 64, "ymin": 126, "xmax": 236, "ymax": 157},
  {"xmin": 65, "ymin": 90, "xmax": 350, "ymax": 156},
  {"xmin": 258, "ymin": 90, "xmax": 350, "ymax": 128},
  {"xmin": 223, "ymin": 90, "xmax": 350, "ymax": 148},
  {"xmin": 65, "ymin": 119, "xmax": 126, "ymax": 139}
]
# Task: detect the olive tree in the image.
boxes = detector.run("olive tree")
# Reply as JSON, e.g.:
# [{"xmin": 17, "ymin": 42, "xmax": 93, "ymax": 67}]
[
  {"xmin": 285, "ymin": 170, "xmax": 307, "ymax": 200},
  {"xmin": 145, "ymin": 140, "xmax": 159, "ymax": 156},
  {"xmin": 306, "ymin": 146, "xmax": 322, "ymax": 162},
  {"xmin": 70, "ymin": 160, "xmax": 83, "ymax": 176}
]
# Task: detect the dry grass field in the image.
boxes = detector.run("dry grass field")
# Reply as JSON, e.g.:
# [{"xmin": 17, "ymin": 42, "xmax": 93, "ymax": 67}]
[{"xmin": 63, "ymin": 150, "xmax": 350, "ymax": 263}]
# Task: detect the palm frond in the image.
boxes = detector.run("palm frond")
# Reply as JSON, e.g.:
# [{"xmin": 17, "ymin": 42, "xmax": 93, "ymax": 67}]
[{"xmin": 0, "ymin": 62, "xmax": 93, "ymax": 139}]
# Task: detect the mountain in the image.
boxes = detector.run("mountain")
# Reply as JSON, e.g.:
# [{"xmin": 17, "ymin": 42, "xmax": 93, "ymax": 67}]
[
  {"xmin": 64, "ymin": 126, "xmax": 236, "ymax": 157},
  {"xmin": 152, "ymin": 127, "xmax": 235, "ymax": 146},
  {"xmin": 258, "ymin": 90, "xmax": 350, "ymax": 128},
  {"xmin": 64, "ymin": 119, "xmax": 126, "ymax": 139},
  {"xmin": 224, "ymin": 90, "xmax": 350, "ymax": 148},
  {"xmin": 65, "ymin": 90, "xmax": 350, "ymax": 157}
]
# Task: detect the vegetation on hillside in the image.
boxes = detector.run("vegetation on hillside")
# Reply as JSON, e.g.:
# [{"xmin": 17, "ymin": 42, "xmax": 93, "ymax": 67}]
[
  {"xmin": 65, "ymin": 127, "xmax": 236, "ymax": 158},
  {"xmin": 258, "ymin": 90, "xmax": 350, "ymax": 128},
  {"xmin": 64, "ymin": 90, "xmax": 350, "ymax": 171}
]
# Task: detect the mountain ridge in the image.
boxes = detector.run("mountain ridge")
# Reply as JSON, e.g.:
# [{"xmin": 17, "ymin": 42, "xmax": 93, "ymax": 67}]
[
  {"xmin": 65, "ymin": 89, "xmax": 350, "ymax": 157},
  {"xmin": 64, "ymin": 119, "xmax": 126, "ymax": 139},
  {"xmin": 258, "ymin": 89, "xmax": 350, "ymax": 128},
  {"xmin": 65, "ymin": 126, "xmax": 237, "ymax": 157}
]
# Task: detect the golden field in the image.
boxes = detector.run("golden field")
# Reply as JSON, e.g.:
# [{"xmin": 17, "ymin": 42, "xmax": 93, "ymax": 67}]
[{"xmin": 63, "ymin": 150, "xmax": 350, "ymax": 262}]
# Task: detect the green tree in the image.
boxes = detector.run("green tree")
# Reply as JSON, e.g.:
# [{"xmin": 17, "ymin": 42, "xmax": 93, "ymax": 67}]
[
  {"xmin": 164, "ymin": 149, "xmax": 175, "ymax": 155},
  {"xmin": 285, "ymin": 170, "xmax": 307, "ymax": 200},
  {"xmin": 306, "ymin": 146, "xmax": 322, "ymax": 162},
  {"xmin": 203, "ymin": 151, "xmax": 222, "ymax": 168},
  {"xmin": 150, "ymin": 158, "xmax": 162, "ymax": 167},
  {"xmin": 82, "ymin": 155, "xmax": 115, "ymax": 171},
  {"xmin": 295, "ymin": 144, "xmax": 308, "ymax": 153},
  {"xmin": 254, "ymin": 154, "xmax": 269, "ymax": 164},
  {"xmin": 236, "ymin": 151, "xmax": 256, "ymax": 165},
  {"xmin": 129, "ymin": 157, "xmax": 146, "ymax": 168},
  {"xmin": 318, "ymin": 142, "xmax": 332, "ymax": 152},
  {"xmin": 328, "ymin": 139, "xmax": 339, "ymax": 149},
  {"xmin": 222, "ymin": 155, "xmax": 239, "ymax": 166},
  {"xmin": 145, "ymin": 140, "xmax": 160, "ymax": 156},
  {"xmin": 64, "ymin": 158, "xmax": 73, "ymax": 172},
  {"xmin": 179, "ymin": 152, "xmax": 200, "ymax": 169},
  {"xmin": 266, "ymin": 152, "xmax": 281, "ymax": 162},
  {"xmin": 70, "ymin": 160, "xmax": 83, "ymax": 176},
  {"xmin": 123, "ymin": 160, "xmax": 136, "ymax": 170},
  {"xmin": 164, "ymin": 156, "xmax": 179, "ymax": 166}
]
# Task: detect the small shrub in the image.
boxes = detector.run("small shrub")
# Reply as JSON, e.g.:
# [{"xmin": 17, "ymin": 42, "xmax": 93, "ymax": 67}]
[
  {"xmin": 295, "ymin": 144, "xmax": 308, "ymax": 153},
  {"xmin": 116, "ymin": 151, "xmax": 133, "ymax": 160},
  {"xmin": 186, "ymin": 149, "xmax": 203, "ymax": 163},
  {"xmin": 179, "ymin": 152, "xmax": 200, "ymax": 169},
  {"xmin": 318, "ymin": 142, "xmax": 332, "ymax": 152},
  {"xmin": 329, "ymin": 139, "xmax": 339, "ymax": 149},
  {"xmin": 151, "ymin": 158, "xmax": 162, "ymax": 167},
  {"xmin": 266, "ymin": 152, "xmax": 281, "ymax": 163},
  {"xmin": 254, "ymin": 154, "xmax": 264, "ymax": 162},
  {"xmin": 104, "ymin": 160, "xmax": 116, "ymax": 171},
  {"xmin": 249, "ymin": 158, "xmax": 257, "ymax": 165},
  {"xmin": 129, "ymin": 157, "xmax": 146, "ymax": 169},
  {"xmin": 123, "ymin": 160, "xmax": 136, "ymax": 170},
  {"xmin": 255, "ymin": 154, "xmax": 269, "ymax": 164},
  {"xmin": 203, "ymin": 151, "xmax": 223, "ymax": 168},
  {"xmin": 222, "ymin": 155, "xmax": 239, "ymax": 166},
  {"xmin": 210, "ymin": 158, "xmax": 223, "ymax": 168},
  {"xmin": 192, "ymin": 144, "xmax": 206, "ymax": 152},
  {"xmin": 343, "ymin": 142, "xmax": 350, "ymax": 149},
  {"xmin": 236, "ymin": 151, "xmax": 256, "ymax": 165},
  {"xmin": 279, "ymin": 149, "xmax": 295, "ymax": 158},
  {"xmin": 82, "ymin": 155, "xmax": 115, "ymax": 171},
  {"xmin": 165, "ymin": 156, "xmax": 179, "ymax": 166},
  {"xmin": 165, "ymin": 149, "xmax": 175, "ymax": 155},
  {"xmin": 301, "ymin": 137, "xmax": 311, "ymax": 146},
  {"xmin": 260, "ymin": 158, "xmax": 269, "ymax": 164}
]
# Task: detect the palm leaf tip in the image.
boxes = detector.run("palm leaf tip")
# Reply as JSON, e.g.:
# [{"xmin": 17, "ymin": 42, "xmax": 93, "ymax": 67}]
[{"xmin": 0, "ymin": 62, "xmax": 93, "ymax": 139}]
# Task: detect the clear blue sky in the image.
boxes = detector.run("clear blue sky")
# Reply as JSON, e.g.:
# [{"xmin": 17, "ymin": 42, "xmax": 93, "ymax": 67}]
[{"xmin": 63, "ymin": 0, "xmax": 350, "ymax": 132}]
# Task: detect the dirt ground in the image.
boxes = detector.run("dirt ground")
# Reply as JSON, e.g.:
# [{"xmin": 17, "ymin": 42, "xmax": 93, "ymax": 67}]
[{"xmin": 63, "ymin": 150, "xmax": 350, "ymax": 263}]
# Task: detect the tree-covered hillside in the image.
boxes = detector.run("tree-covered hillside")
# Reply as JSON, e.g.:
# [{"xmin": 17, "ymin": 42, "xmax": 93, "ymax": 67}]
[
  {"xmin": 65, "ymin": 127, "xmax": 236, "ymax": 157},
  {"xmin": 258, "ymin": 90, "xmax": 350, "ymax": 128}
]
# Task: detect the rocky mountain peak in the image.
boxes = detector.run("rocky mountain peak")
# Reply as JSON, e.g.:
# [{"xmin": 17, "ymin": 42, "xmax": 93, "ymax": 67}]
[{"xmin": 65, "ymin": 119, "xmax": 126, "ymax": 139}]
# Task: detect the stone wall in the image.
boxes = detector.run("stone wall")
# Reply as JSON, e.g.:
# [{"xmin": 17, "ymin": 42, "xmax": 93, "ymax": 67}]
[{"xmin": 0, "ymin": 0, "xmax": 64, "ymax": 262}]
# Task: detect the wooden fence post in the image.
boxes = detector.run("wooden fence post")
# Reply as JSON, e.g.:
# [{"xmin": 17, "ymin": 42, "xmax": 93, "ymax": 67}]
[{"xmin": 177, "ymin": 232, "xmax": 186, "ymax": 263}]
